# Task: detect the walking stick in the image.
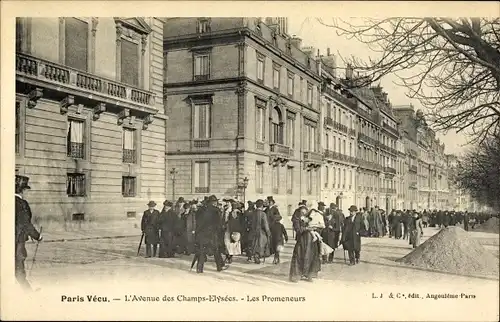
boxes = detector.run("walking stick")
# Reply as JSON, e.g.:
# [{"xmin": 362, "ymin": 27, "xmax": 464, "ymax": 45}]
[
  {"xmin": 190, "ymin": 253, "xmax": 198, "ymax": 271},
  {"xmin": 137, "ymin": 232, "xmax": 144, "ymax": 257},
  {"xmin": 29, "ymin": 226, "xmax": 43, "ymax": 276}
]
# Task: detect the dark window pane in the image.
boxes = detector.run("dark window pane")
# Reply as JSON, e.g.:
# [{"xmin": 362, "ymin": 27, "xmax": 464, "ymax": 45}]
[
  {"xmin": 121, "ymin": 39, "xmax": 139, "ymax": 86},
  {"xmin": 65, "ymin": 18, "xmax": 88, "ymax": 71}
]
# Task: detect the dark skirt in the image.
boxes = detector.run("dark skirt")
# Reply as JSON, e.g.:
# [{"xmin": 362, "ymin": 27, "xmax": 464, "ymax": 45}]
[{"xmin": 289, "ymin": 231, "xmax": 321, "ymax": 281}]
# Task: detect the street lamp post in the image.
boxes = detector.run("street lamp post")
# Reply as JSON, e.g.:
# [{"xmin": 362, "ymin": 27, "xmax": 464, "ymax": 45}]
[
  {"xmin": 170, "ymin": 168, "xmax": 178, "ymax": 201},
  {"xmin": 241, "ymin": 177, "xmax": 249, "ymax": 205}
]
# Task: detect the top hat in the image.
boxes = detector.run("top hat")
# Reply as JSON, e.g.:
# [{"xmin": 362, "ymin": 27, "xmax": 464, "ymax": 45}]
[
  {"xmin": 247, "ymin": 201, "xmax": 254, "ymax": 205},
  {"xmin": 163, "ymin": 200, "xmax": 173, "ymax": 207},
  {"xmin": 267, "ymin": 196, "xmax": 275, "ymax": 202},
  {"xmin": 348, "ymin": 205, "xmax": 358, "ymax": 212},
  {"xmin": 300, "ymin": 200, "xmax": 307, "ymax": 205},
  {"xmin": 330, "ymin": 203, "xmax": 337, "ymax": 208},
  {"xmin": 147, "ymin": 200, "xmax": 157, "ymax": 207},
  {"xmin": 318, "ymin": 201, "xmax": 326, "ymax": 207},
  {"xmin": 208, "ymin": 195, "xmax": 218, "ymax": 202},
  {"xmin": 15, "ymin": 175, "xmax": 31, "ymax": 190},
  {"xmin": 177, "ymin": 197, "xmax": 185, "ymax": 203}
]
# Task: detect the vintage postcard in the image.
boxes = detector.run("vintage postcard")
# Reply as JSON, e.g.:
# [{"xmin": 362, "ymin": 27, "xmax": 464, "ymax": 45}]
[{"xmin": 1, "ymin": 1, "xmax": 499, "ymax": 321}]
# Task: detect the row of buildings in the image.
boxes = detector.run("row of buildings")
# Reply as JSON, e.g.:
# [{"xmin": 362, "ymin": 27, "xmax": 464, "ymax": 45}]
[{"xmin": 14, "ymin": 17, "xmax": 476, "ymax": 227}]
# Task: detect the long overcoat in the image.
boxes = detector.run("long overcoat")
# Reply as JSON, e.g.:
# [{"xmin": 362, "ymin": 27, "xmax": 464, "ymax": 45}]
[
  {"xmin": 341, "ymin": 214, "xmax": 364, "ymax": 252},
  {"xmin": 141, "ymin": 209, "xmax": 160, "ymax": 245},
  {"xmin": 15, "ymin": 196, "xmax": 40, "ymax": 260},
  {"xmin": 195, "ymin": 204, "xmax": 223, "ymax": 256},
  {"xmin": 248, "ymin": 208, "xmax": 271, "ymax": 258},
  {"xmin": 158, "ymin": 207, "xmax": 178, "ymax": 256}
]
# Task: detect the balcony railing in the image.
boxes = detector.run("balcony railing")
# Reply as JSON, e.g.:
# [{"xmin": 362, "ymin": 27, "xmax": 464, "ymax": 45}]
[
  {"xmin": 358, "ymin": 133, "xmax": 377, "ymax": 146},
  {"xmin": 16, "ymin": 53, "xmax": 156, "ymax": 110},
  {"xmin": 270, "ymin": 143, "xmax": 291, "ymax": 157},
  {"xmin": 324, "ymin": 117, "xmax": 334, "ymax": 127},
  {"xmin": 322, "ymin": 86, "xmax": 358, "ymax": 111},
  {"xmin": 382, "ymin": 122, "xmax": 399, "ymax": 135},
  {"xmin": 333, "ymin": 121, "xmax": 348, "ymax": 134},
  {"xmin": 384, "ymin": 167, "xmax": 396, "ymax": 174},
  {"xmin": 348, "ymin": 128, "xmax": 356, "ymax": 136},
  {"xmin": 122, "ymin": 149, "xmax": 136, "ymax": 163},
  {"xmin": 303, "ymin": 151, "xmax": 324, "ymax": 163},
  {"xmin": 67, "ymin": 142, "xmax": 85, "ymax": 159},
  {"xmin": 409, "ymin": 165, "xmax": 418, "ymax": 173}
]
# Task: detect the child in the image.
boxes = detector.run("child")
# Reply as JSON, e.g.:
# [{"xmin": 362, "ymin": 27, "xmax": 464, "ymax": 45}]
[
  {"xmin": 304, "ymin": 209, "xmax": 326, "ymax": 241},
  {"xmin": 270, "ymin": 216, "xmax": 288, "ymax": 264}
]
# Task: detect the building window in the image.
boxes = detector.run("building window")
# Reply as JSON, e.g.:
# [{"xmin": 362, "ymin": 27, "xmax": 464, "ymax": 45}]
[
  {"xmin": 67, "ymin": 119, "xmax": 85, "ymax": 159},
  {"xmin": 286, "ymin": 166, "xmax": 293, "ymax": 194},
  {"xmin": 325, "ymin": 133, "xmax": 330, "ymax": 150},
  {"xmin": 257, "ymin": 54, "xmax": 265, "ymax": 83},
  {"xmin": 272, "ymin": 32, "xmax": 277, "ymax": 46},
  {"xmin": 272, "ymin": 166, "xmax": 279, "ymax": 193},
  {"xmin": 271, "ymin": 107, "xmax": 284, "ymax": 144},
  {"xmin": 332, "ymin": 167, "xmax": 336, "ymax": 187},
  {"xmin": 122, "ymin": 128, "xmax": 136, "ymax": 163},
  {"xmin": 324, "ymin": 166, "xmax": 329, "ymax": 188},
  {"xmin": 306, "ymin": 170, "xmax": 313, "ymax": 194},
  {"xmin": 67, "ymin": 173, "xmax": 86, "ymax": 197},
  {"xmin": 194, "ymin": 161, "xmax": 209, "ymax": 193},
  {"xmin": 65, "ymin": 17, "xmax": 88, "ymax": 71},
  {"xmin": 122, "ymin": 176, "xmax": 136, "ymax": 197},
  {"xmin": 193, "ymin": 103, "xmax": 211, "ymax": 139},
  {"xmin": 120, "ymin": 38, "xmax": 139, "ymax": 86},
  {"xmin": 287, "ymin": 72, "xmax": 294, "ymax": 97},
  {"xmin": 307, "ymin": 83, "xmax": 313, "ymax": 106},
  {"xmin": 273, "ymin": 64, "xmax": 280, "ymax": 89},
  {"xmin": 287, "ymin": 117, "xmax": 295, "ymax": 148},
  {"xmin": 256, "ymin": 105, "xmax": 265, "ymax": 142},
  {"xmin": 304, "ymin": 124, "xmax": 316, "ymax": 152},
  {"xmin": 194, "ymin": 53, "xmax": 210, "ymax": 81},
  {"xmin": 256, "ymin": 161, "xmax": 264, "ymax": 193},
  {"xmin": 15, "ymin": 101, "xmax": 20, "ymax": 155},
  {"xmin": 337, "ymin": 168, "xmax": 341, "ymax": 188},
  {"xmin": 197, "ymin": 18, "xmax": 211, "ymax": 33}
]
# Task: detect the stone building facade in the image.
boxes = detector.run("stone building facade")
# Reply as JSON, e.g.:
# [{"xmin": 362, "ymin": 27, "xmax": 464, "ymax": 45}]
[
  {"xmin": 15, "ymin": 17, "xmax": 167, "ymax": 226},
  {"xmin": 163, "ymin": 17, "xmax": 323, "ymax": 219}
]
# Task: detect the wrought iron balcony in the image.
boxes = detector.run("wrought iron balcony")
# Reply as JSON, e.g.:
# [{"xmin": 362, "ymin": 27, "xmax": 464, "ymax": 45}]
[
  {"xmin": 333, "ymin": 121, "xmax": 349, "ymax": 134},
  {"xmin": 324, "ymin": 116, "xmax": 334, "ymax": 127},
  {"xmin": 303, "ymin": 151, "xmax": 324, "ymax": 164},
  {"xmin": 384, "ymin": 167, "xmax": 397, "ymax": 174},
  {"xmin": 409, "ymin": 165, "xmax": 418, "ymax": 173},
  {"xmin": 122, "ymin": 149, "xmax": 137, "ymax": 164},
  {"xmin": 382, "ymin": 122, "xmax": 399, "ymax": 135},
  {"xmin": 16, "ymin": 53, "xmax": 157, "ymax": 114},
  {"xmin": 324, "ymin": 149, "xmax": 335, "ymax": 161},
  {"xmin": 270, "ymin": 143, "xmax": 291, "ymax": 157},
  {"xmin": 358, "ymin": 133, "xmax": 377, "ymax": 146},
  {"xmin": 348, "ymin": 128, "xmax": 356, "ymax": 136},
  {"xmin": 322, "ymin": 85, "xmax": 358, "ymax": 111}
]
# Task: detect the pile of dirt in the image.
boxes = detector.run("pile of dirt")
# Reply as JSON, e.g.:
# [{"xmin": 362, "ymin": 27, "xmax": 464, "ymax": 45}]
[
  {"xmin": 476, "ymin": 217, "xmax": 499, "ymax": 234},
  {"xmin": 396, "ymin": 226, "xmax": 499, "ymax": 276}
]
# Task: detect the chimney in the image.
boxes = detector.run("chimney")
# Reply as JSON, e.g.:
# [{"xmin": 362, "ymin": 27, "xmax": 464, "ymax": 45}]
[
  {"xmin": 346, "ymin": 63, "xmax": 353, "ymax": 80},
  {"xmin": 302, "ymin": 45, "xmax": 316, "ymax": 58},
  {"xmin": 382, "ymin": 92, "xmax": 388, "ymax": 103},
  {"xmin": 327, "ymin": 47, "xmax": 331, "ymax": 56},
  {"xmin": 290, "ymin": 36, "xmax": 302, "ymax": 49}
]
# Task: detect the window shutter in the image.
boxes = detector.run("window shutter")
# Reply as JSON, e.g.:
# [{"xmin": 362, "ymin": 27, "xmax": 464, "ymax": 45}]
[
  {"xmin": 65, "ymin": 18, "xmax": 88, "ymax": 71},
  {"xmin": 121, "ymin": 39, "xmax": 139, "ymax": 86}
]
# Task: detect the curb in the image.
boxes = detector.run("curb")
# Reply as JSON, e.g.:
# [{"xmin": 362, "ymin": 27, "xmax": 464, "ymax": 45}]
[{"xmin": 42, "ymin": 234, "xmax": 141, "ymax": 243}]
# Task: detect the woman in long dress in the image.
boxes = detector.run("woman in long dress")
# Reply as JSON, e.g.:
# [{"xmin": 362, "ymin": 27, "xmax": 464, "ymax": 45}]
[
  {"xmin": 224, "ymin": 202, "xmax": 243, "ymax": 263},
  {"xmin": 289, "ymin": 207, "xmax": 322, "ymax": 283}
]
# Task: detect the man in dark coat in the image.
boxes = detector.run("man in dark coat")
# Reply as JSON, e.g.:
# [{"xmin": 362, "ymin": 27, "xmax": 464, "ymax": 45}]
[
  {"xmin": 249, "ymin": 199, "xmax": 271, "ymax": 264},
  {"xmin": 194, "ymin": 195, "xmax": 228, "ymax": 273},
  {"xmin": 158, "ymin": 200, "xmax": 177, "ymax": 258},
  {"xmin": 266, "ymin": 196, "xmax": 281, "ymax": 255},
  {"xmin": 15, "ymin": 175, "xmax": 42, "ymax": 290},
  {"xmin": 463, "ymin": 212, "xmax": 470, "ymax": 231},
  {"xmin": 341, "ymin": 205, "xmax": 364, "ymax": 265},
  {"xmin": 322, "ymin": 203, "xmax": 339, "ymax": 264},
  {"xmin": 141, "ymin": 201, "xmax": 160, "ymax": 258}
]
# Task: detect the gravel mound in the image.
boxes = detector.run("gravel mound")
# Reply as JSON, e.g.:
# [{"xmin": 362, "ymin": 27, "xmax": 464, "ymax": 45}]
[
  {"xmin": 396, "ymin": 226, "xmax": 499, "ymax": 276},
  {"xmin": 476, "ymin": 217, "xmax": 499, "ymax": 234}
]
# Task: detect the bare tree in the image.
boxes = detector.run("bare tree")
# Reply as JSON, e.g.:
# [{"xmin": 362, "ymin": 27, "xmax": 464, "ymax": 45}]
[
  {"xmin": 318, "ymin": 18, "xmax": 500, "ymax": 144},
  {"xmin": 453, "ymin": 131, "xmax": 500, "ymax": 211}
]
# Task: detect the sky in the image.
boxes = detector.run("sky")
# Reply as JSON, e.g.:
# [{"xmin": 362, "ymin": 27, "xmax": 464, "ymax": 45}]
[{"xmin": 288, "ymin": 18, "xmax": 470, "ymax": 156}]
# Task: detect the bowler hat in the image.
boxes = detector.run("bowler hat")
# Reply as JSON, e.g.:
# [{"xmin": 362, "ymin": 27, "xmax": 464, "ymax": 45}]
[
  {"xmin": 300, "ymin": 199, "xmax": 307, "ymax": 205},
  {"xmin": 255, "ymin": 199, "xmax": 264, "ymax": 207},
  {"xmin": 348, "ymin": 205, "xmax": 358, "ymax": 212},
  {"xmin": 147, "ymin": 200, "xmax": 157, "ymax": 207},
  {"xmin": 318, "ymin": 201, "xmax": 326, "ymax": 207},
  {"xmin": 247, "ymin": 201, "xmax": 254, "ymax": 205},
  {"xmin": 208, "ymin": 195, "xmax": 218, "ymax": 202},
  {"xmin": 330, "ymin": 203, "xmax": 337, "ymax": 208},
  {"xmin": 267, "ymin": 196, "xmax": 275, "ymax": 202},
  {"xmin": 15, "ymin": 175, "xmax": 31, "ymax": 190},
  {"xmin": 177, "ymin": 197, "xmax": 185, "ymax": 203},
  {"xmin": 163, "ymin": 200, "xmax": 173, "ymax": 207}
]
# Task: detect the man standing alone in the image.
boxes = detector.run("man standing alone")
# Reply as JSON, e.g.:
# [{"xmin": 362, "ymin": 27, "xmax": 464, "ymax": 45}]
[
  {"xmin": 15, "ymin": 175, "xmax": 42, "ymax": 290},
  {"xmin": 341, "ymin": 205, "xmax": 364, "ymax": 265},
  {"xmin": 141, "ymin": 201, "xmax": 160, "ymax": 258}
]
